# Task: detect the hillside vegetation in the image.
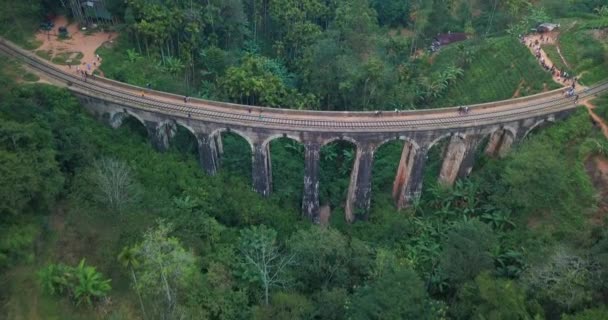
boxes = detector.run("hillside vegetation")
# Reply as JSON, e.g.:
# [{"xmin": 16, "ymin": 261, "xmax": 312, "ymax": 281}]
[{"xmin": 2, "ymin": 1, "xmax": 608, "ymax": 320}]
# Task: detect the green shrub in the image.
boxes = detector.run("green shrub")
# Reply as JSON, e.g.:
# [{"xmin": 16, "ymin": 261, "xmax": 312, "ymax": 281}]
[{"xmin": 38, "ymin": 259, "xmax": 112, "ymax": 306}]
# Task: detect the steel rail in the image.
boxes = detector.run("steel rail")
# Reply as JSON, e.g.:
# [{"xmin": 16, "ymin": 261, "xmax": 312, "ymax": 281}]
[{"xmin": 1, "ymin": 38, "xmax": 607, "ymax": 133}]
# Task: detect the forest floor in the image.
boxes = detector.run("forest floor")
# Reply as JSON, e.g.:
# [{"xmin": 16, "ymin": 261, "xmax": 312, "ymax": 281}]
[{"xmin": 33, "ymin": 15, "xmax": 115, "ymax": 75}]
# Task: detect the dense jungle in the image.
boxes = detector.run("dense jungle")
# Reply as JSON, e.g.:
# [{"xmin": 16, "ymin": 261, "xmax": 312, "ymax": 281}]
[{"xmin": 1, "ymin": 0, "xmax": 608, "ymax": 319}]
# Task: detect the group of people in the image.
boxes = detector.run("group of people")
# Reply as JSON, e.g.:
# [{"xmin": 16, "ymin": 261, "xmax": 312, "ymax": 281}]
[
  {"xmin": 69, "ymin": 53, "xmax": 102, "ymax": 83},
  {"xmin": 457, "ymin": 106, "xmax": 470, "ymax": 115},
  {"xmin": 564, "ymin": 81, "xmax": 580, "ymax": 103},
  {"xmin": 527, "ymin": 36, "xmax": 576, "ymax": 84}
]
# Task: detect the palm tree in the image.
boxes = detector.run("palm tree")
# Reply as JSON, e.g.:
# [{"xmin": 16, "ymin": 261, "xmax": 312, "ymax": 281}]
[
  {"xmin": 594, "ymin": 6, "xmax": 608, "ymax": 17},
  {"xmin": 72, "ymin": 259, "xmax": 111, "ymax": 306},
  {"xmin": 118, "ymin": 246, "xmax": 148, "ymax": 320}
]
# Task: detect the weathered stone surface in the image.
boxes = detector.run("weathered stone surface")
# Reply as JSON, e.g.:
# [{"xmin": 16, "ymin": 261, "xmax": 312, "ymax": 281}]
[
  {"xmin": 69, "ymin": 91, "xmax": 576, "ymax": 223},
  {"xmin": 252, "ymin": 142, "xmax": 272, "ymax": 197},
  {"xmin": 198, "ymin": 133, "xmax": 221, "ymax": 175},
  {"xmin": 393, "ymin": 142, "xmax": 418, "ymax": 209},
  {"xmin": 485, "ymin": 129, "xmax": 516, "ymax": 158},
  {"xmin": 345, "ymin": 144, "xmax": 375, "ymax": 222},
  {"xmin": 302, "ymin": 143, "xmax": 321, "ymax": 223},
  {"xmin": 438, "ymin": 135, "xmax": 467, "ymax": 186}
]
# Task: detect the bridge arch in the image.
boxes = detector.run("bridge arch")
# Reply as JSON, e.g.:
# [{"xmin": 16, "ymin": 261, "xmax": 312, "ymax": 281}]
[
  {"xmin": 523, "ymin": 118, "xmax": 556, "ymax": 139},
  {"xmin": 262, "ymin": 134, "xmax": 302, "ymax": 149},
  {"xmin": 428, "ymin": 132, "xmax": 466, "ymax": 150},
  {"xmin": 375, "ymin": 136, "xmax": 420, "ymax": 153},
  {"xmin": 109, "ymin": 109, "xmax": 147, "ymax": 130},
  {"xmin": 321, "ymin": 136, "xmax": 361, "ymax": 149},
  {"xmin": 210, "ymin": 128, "xmax": 254, "ymax": 153}
]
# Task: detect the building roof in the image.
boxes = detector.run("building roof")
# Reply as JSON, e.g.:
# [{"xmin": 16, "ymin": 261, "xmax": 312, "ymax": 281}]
[
  {"xmin": 434, "ymin": 33, "xmax": 467, "ymax": 46},
  {"xmin": 537, "ymin": 23, "xmax": 560, "ymax": 31}
]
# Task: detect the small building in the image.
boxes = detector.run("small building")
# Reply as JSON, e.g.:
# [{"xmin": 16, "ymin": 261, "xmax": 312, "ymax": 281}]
[
  {"xmin": 536, "ymin": 23, "xmax": 560, "ymax": 33},
  {"xmin": 434, "ymin": 32, "xmax": 468, "ymax": 46},
  {"xmin": 430, "ymin": 32, "xmax": 468, "ymax": 53},
  {"xmin": 67, "ymin": 0, "xmax": 114, "ymax": 25}
]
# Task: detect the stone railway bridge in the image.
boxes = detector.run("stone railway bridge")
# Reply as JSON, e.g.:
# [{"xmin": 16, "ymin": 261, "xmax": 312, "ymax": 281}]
[{"xmin": 2, "ymin": 38, "xmax": 607, "ymax": 223}]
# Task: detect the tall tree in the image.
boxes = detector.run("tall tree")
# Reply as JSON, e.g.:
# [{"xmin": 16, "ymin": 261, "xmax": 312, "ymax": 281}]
[
  {"xmin": 134, "ymin": 221, "xmax": 199, "ymax": 319},
  {"xmin": 238, "ymin": 225, "xmax": 294, "ymax": 305}
]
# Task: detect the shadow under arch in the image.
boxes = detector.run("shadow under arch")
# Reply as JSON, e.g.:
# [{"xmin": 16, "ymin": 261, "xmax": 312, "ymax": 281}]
[
  {"xmin": 523, "ymin": 118, "xmax": 556, "ymax": 139},
  {"xmin": 369, "ymin": 136, "xmax": 421, "ymax": 207},
  {"xmin": 159, "ymin": 120, "xmax": 200, "ymax": 159},
  {"xmin": 319, "ymin": 138, "xmax": 358, "ymax": 222},
  {"xmin": 420, "ymin": 133, "xmax": 458, "ymax": 199},
  {"xmin": 211, "ymin": 128, "xmax": 254, "ymax": 183},
  {"xmin": 109, "ymin": 110, "xmax": 148, "ymax": 140},
  {"xmin": 262, "ymin": 134, "xmax": 302, "ymax": 149},
  {"xmin": 268, "ymin": 136, "xmax": 305, "ymax": 208}
]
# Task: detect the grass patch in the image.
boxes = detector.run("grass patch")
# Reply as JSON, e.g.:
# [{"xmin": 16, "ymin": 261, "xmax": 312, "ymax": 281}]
[
  {"xmin": 22, "ymin": 72, "xmax": 39, "ymax": 82},
  {"xmin": 593, "ymin": 94, "xmax": 608, "ymax": 123},
  {"xmin": 51, "ymin": 51, "xmax": 83, "ymax": 65},
  {"xmin": 558, "ymin": 21, "xmax": 608, "ymax": 84},
  {"xmin": 541, "ymin": 44, "xmax": 571, "ymax": 73},
  {"xmin": 35, "ymin": 50, "xmax": 53, "ymax": 61},
  {"xmin": 96, "ymin": 36, "xmax": 192, "ymax": 95},
  {"xmin": 432, "ymin": 36, "xmax": 559, "ymax": 107}
]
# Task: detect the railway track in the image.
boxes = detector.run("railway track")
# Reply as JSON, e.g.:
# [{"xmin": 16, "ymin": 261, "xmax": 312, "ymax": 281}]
[{"xmin": 1, "ymin": 38, "xmax": 607, "ymax": 132}]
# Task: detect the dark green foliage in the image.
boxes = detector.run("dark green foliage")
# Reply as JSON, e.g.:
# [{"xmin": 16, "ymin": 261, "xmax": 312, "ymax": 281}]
[
  {"xmin": 320, "ymin": 141, "xmax": 355, "ymax": 208},
  {"xmin": 348, "ymin": 266, "xmax": 436, "ymax": 320},
  {"xmin": 287, "ymin": 227, "xmax": 370, "ymax": 292},
  {"xmin": 2, "ymin": 1, "xmax": 608, "ymax": 318},
  {"xmin": 452, "ymin": 272, "xmax": 538, "ymax": 320},
  {"xmin": 252, "ymin": 292, "xmax": 314, "ymax": 320},
  {"xmin": 438, "ymin": 220, "xmax": 497, "ymax": 285}
]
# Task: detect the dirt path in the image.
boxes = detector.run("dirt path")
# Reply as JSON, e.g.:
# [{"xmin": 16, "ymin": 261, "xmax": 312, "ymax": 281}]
[
  {"xmin": 34, "ymin": 15, "xmax": 116, "ymax": 74},
  {"xmin": 522, "ymin": 32, "xmax": 571, "ymax": 85},
  {"xmin": 582, "ymin": 100, "xmax": 608, "ymax": 139},
  {"xmin": 523, "ymin": 31, "xmax": 608, "ymax": 138}
]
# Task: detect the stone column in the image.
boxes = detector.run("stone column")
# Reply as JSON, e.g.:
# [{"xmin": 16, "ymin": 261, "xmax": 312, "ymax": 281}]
[
  {"xmin": 216, "ymin": 133, "xmax": 224, "ymax": 156},
  {"xmin": 456, "ymin": 135, "xmax": 481, "ymax": 180},
  {"xmin": 401, "ymin": 147, "xmax": 428, "ymax": 206},
  {"xmin": 252, "ymin": 141, "xmax": 272, "ymax": 197},
  {"xmin": 392, "ymin": 142, "xmax": 418, "ymax": 209},
  {"xmin": 197, "ymin": 133, "xmax": 221, "ymax": 175},
  {"xmin": 146, "ymin": 120, "xmax": 175, "ymax": 152},
  {"xmin": 438, "ymin": 134, "xmax": 480, "ymax": 186},
  {"xmin": 485, "ymin": 129, "xmax": 515, "ymax": 158},
  {"xmin": 302, "ymin": 142, "xmax": 321, "ymax": 223},
  {"xmin": 497, "ymin": 132, "xmax": 514, "ymax": 158},
  {"xmin": 345, "ymin": 143, "xmax": 375, "ymax": 222}
]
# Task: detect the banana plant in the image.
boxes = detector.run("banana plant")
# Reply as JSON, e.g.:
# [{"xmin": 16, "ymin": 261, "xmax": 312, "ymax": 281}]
[{"xmin": 72, "ymin": 259, "xmax": 112, "ymax": 306}]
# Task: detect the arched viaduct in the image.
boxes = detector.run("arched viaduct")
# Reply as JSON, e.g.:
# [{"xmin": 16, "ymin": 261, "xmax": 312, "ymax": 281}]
[{"xmin": 2, "ymin": 38, "xmax": 607, "ymax": 223}]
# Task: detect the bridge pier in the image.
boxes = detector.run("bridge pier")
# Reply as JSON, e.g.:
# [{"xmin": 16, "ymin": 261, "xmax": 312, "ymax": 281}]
[
  {"xmin": 147, "ymin": 120, "xmax": 176, "ymax": 152},
  {"xmin": 302, "ymin": 143, "xmax": 321, "ymax": 223},
  {"xmin": 485, "ymin": 129, "xmax": 514, "ymax": 158},
  {"xmin": 438, "ymin": 134, "xmax": 479, "ymax": 186},
  {"xmin": 399, "ymin": 146, "xmax": 428, "ymax": 207},
  {"xmin": 345, "ymin": 144, "xmax": 375, "ymax": 222},
  {"xmin": 198, "ymin": 133, "xmax": 221, "ymax": 175},
  {"xmin": 252, "ymin": 141, "xmax": 272, "ymax": 197},
  {"xmin": 393, "ymin": 142, "xmax": 418, "ymax": 209}
]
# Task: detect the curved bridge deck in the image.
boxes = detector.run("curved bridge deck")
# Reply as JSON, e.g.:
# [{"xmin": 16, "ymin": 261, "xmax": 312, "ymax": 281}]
[{"xmin": 2, "ymin": 37, "xmax": 607, "ymax": 222}]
